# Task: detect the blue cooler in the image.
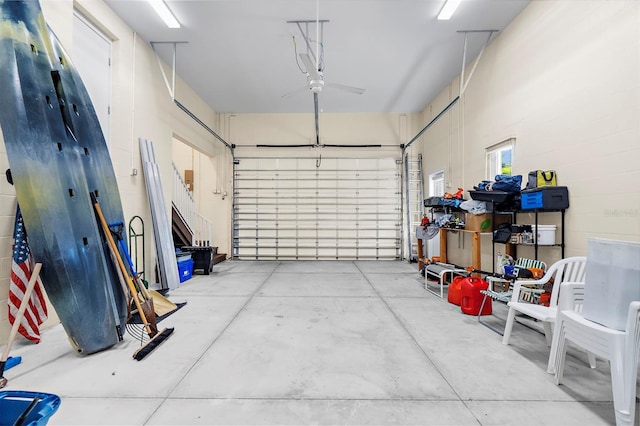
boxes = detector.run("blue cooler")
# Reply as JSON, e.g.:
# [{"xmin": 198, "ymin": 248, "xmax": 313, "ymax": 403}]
[{"xmin": 0, "ymin": 391, "xmax": 61, "ymax": 426}]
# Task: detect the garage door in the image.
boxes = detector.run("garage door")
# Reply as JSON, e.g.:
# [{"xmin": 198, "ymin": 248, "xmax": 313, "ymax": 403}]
[{"xmin": 233, "ymin": 157, "xmax": 402, "ymax": 260}]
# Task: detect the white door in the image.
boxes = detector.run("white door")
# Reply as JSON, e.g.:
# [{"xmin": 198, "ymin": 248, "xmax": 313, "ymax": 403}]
[
  {"xmin": 233, "ymin": 157, "xmax": 402, "ymax": 260},
  {"xmin": 73, "ymin": 11, "xmax": 111, "ymax": 145}
]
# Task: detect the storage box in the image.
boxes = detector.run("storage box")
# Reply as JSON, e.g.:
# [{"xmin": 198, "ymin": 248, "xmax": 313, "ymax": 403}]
[
  {"xmin": 464, "ymin": 213, "xmax": 510, "ymax": 232},
  {"xmin": 520, "ymin": 186, "xmax": 569, "ymax": 210},
  {"xmin": 0, "ymin": 390, "xmax": 61, "ymax": 426},
  {"xmin": 181, "ymin": 246, "xmax": 213, "ymax": 275},
  {"xmin": 424, "ymin": 197, "xmax": 443, "ymax": 207},
  {"xmin": 468, "ymin": 190, "xmax": 512, "ymax": 204},
  {"xmin": 423, "ymin": 197, "xmax": 464, "ymax": 208},
  {"xmin": 583, "ymin": 238, "xmax": 640, "ymax": 331},
  {"xmin": 533, "ymin": 224, "xmax": 556, "ymax": 245},
  {"xmin": 177, "ymin": 258, "xmax": 194, "ymax": 283}
]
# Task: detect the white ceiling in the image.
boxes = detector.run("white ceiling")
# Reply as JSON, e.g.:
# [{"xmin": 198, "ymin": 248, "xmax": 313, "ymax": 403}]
[{"xmin": 103, "ymin": 0, "xmax": 530, "ymax": 114}]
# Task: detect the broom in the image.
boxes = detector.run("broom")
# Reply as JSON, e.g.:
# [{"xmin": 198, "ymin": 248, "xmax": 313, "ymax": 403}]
[
  {"xmin": 108, "ymin": 222, "xmax": 178, "ymax": 318},
  {"xmin": 105, "ymin": 221, "xmax": 159, "ymax": 340},
  {"xmin": 0, "ymin": 263, "xmax": 42, "ymax": 389},
  {"xmin": 91, "ymin": 193, "xmax": 173, "ymax": 360}
]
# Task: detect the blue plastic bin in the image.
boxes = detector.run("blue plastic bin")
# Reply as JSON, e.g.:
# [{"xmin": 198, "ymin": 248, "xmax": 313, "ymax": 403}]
[
  {"xmin": 520, "ymin": 186, "xmax": 569, "ymax": 210},
  {"xmin": 177, "ymin": 258, "xmax": 194, "ymax": 283},
  {"xmin": 0, "ymin": 391, "xmax": 61, "ymax": 426}
]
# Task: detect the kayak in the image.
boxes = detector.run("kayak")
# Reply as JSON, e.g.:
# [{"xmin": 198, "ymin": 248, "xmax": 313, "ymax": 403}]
[{"xmin": 0, "ymin": 0, "xmax": 128, "ymax": 354}]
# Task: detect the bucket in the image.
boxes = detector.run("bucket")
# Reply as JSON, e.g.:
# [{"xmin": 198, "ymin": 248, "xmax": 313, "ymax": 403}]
[
  {"xmin": 447, "ymin": 276, "xmax": 465, "ymax": 306},
  {"xmin": 460, "ymin": 277, "xmax": 492, "ymax": 316},
  {"xmin": 533, "ymin": 225, "xmax": 556, "ymax": 245},
  {"xmin": 583, "ymin": 238, "xmax": 640, "ymax": 331},
  {"xmin": 0, "ymin": 391, "xmax": 61, "ymax": 426}
]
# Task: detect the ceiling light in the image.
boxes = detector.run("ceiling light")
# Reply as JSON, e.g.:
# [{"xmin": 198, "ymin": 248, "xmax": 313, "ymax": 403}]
[
  {"xmin": 148, "ymin": 0, "xmax": 180, "ymax": 28},
  {"xmin": 437, "ymin": 0, "xmax": 462, "ymax": 20}
]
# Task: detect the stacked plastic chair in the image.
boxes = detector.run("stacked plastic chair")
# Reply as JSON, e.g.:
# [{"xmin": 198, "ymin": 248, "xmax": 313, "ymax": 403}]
[
  {"xmin": 548, "ymin": 282, "xmax": 640, "ymax": 426},
  {"xmin": 502, "ymin": 256, "xmax": 586, "ymax": 346}
]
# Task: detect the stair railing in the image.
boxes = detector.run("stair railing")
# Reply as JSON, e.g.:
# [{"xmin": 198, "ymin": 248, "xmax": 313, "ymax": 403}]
[
  {"xmin": 194, "ymin": 212, "xmax": 214, "ymax": 247},
  {"xmin": 172, "ymin": 163, "xmax": 194, "ymax": 237},
  {"xmin": 172, "ymin": 163, "xmax": 215, "ymax": 247}
]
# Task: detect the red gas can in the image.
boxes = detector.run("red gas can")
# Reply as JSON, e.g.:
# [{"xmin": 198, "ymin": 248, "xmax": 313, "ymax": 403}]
[
  {"xmin": 447, "ymin": 276, "xmax": 466, "ymax": 306},
  {"xmin": 460, "ymin": 277, "xmax": 492, "ymax": 316}
]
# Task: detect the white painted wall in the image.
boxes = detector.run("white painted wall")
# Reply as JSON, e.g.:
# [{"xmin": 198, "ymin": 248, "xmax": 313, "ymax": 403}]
[
  {"xmin": 230, "ymin": 112, "xmax": 410, "ymax": 151},
  {"xmin": 420, "ymin": 1, "xmax": 640, "ymax": 269}
]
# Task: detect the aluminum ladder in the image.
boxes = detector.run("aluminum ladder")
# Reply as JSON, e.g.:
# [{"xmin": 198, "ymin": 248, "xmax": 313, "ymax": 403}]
[{"xmin": 404, "ymin": 154, "xmax": 425, "ymax": 262}]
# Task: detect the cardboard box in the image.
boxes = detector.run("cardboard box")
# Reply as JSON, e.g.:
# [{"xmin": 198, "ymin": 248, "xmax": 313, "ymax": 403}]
[{"xmin": 464, "ymin": 213, "xmax": 510, "ymax": 232}]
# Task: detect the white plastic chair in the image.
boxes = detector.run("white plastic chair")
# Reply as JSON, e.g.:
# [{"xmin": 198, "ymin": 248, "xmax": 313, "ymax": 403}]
[
  {"xmin": 502, "ymin": 256, "xmax": 587, "ymax": 346},
  {"xmin": 548, "ymin": 282, "xmax": 640, "ymax": 426},
  {"xmin": 546, "ymin": 282, "xmax": 596, "ymax": 373},
  {"xmin": 478, "ymin": 258, "xmax": 546, "ymax": 335}
]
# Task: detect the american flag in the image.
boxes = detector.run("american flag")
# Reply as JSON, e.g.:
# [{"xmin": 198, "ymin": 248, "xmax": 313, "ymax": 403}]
[{"xmin": 8, "ymin": 205, "xmax": 48, "ymax": 343}]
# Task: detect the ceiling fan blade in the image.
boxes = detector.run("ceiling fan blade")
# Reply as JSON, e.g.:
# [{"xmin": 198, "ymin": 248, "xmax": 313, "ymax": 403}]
[
  {"xmin": 300, "ymin": 53, "xmax": 321, "ymax": 81},
  {"xmin": 281, "ymin": 85, "xmax": 309, "ymax": 98},
  {"xmin": 324, "ymin": 82, "xmax": 365, "ymax": 95}
]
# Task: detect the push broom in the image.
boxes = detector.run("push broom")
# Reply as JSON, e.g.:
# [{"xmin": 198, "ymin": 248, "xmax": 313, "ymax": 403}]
[
  {"xmin": 91, "ymin": 193, "xmax": 173, "ymax": 360},
  {"xmin": 0, "ymin": 263, "xmax": 42, "ymax": 388}
]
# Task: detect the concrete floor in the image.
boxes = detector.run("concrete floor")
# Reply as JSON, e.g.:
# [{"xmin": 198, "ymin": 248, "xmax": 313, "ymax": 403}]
[{"xmin": 4, "ymin": 260, "xmax": 634, "ymax": 425}]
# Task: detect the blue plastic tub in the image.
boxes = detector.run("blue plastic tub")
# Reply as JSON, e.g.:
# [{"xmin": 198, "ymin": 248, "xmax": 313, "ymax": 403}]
[
  {"xmin": 0, "ymin": 391, "xmax": 61, "ymax": 426},
  {"xmin": 177, "ymin": 258, "xmax": 194, "ymax": 283}
]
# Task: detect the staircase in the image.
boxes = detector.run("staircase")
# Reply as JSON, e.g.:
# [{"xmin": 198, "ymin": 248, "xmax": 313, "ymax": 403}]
[
  {"xmin": 171, "ymin": 163, "xmax": 225, "ymax": 265},
  {"xmin": 172, "ymin": 205, "xmax": 192, "ymax": 247}
]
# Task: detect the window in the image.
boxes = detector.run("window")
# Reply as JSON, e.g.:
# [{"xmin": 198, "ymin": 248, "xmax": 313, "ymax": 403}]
[
  {"xmin": 486, "ymin": 138, "xmax": 514, "ymax": 179},
  {"xmin": 429, "ymin": 170, "xmax": 445, "ymax": 197}
]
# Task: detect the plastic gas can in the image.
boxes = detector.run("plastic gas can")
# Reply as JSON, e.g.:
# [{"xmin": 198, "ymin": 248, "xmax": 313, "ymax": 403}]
[
  {"xmin": 460, "ymin": 277, "xmax": 492, "ymax": 315},
  {"xmin": 447, "ymin": 276, "xmax": 466, "ymax": 306}
]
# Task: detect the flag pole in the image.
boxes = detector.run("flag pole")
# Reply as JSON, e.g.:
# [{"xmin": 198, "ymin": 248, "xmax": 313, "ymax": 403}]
[{"xmin": 0, "ymin": 263, "xmax": 42, "ymax": 388}]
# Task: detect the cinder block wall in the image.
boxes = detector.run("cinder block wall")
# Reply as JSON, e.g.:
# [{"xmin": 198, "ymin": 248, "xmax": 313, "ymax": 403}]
[{"xmin": 420, "ymin": 1, "xmax": 640, "ymax": 269}]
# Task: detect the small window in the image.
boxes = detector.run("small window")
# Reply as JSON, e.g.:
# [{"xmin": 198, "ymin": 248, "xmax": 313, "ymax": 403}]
[
  {"xmin": 486, "ymin": 138, "xmax": 514, "ymax": 179},
  {"xmin": 429, "ymin": 170, "xmax": 445, "ymax": 197}
]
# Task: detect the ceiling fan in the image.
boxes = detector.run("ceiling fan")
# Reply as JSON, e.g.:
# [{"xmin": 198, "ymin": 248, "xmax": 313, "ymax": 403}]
[
  {"xmin": 282, "ymin": 52, "xmax": 365, "ymax": 99},
  {"xmin": 258, "ymin": 13, "xmax": 376, "ymax": 163},
  {"xmin": 278, "ymin": 18, "xmax": 366, "ymax": 152}
]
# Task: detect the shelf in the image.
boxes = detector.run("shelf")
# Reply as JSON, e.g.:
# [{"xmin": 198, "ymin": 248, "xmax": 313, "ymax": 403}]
[
  {"xmin": 440, "ymin": 228, "xmax": 491, "ymax": 234},
  {"xmin": 513, "ymin": 209, "xmax": 566, "ymax": 259},
  {"xmin": 439, "ymin": 228, "xmax": 509, "ymax": 274},
  {"xmin": 511, "ymin": 243, "xmax": 564, "ymax": 247},
  {"xmin": 434, "ymin": 200, "xmax": 567, "ymax": 277}
]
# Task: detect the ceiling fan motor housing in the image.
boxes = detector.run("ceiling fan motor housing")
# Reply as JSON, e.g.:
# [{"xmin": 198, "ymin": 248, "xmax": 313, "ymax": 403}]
[{"xmin": 309, "ymin": 79, "xmax": 324, "ymax": 93}]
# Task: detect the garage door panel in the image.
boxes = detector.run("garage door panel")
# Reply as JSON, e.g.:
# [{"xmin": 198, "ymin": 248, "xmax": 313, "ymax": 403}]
[{"xmin": 233, "ymin": 157, "xmax": 401, "ymax": 260}]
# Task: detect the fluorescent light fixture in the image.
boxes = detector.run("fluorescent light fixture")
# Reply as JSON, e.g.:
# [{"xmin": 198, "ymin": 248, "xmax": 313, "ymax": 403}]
[
  {"xmin": 148, "ymin": 0, "xmax": 180, "ymax": 28},
  {"xmin": 437, "ymin": 0, "xmax": 462, "ymax": 20}
]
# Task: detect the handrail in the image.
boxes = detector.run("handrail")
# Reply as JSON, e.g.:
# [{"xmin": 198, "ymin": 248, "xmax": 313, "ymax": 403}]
[
  {"xmin": 171, "ymin": 163, "xmax": 215, "ymax": 247},
  {"xmin": 172, "ymin": 163, "xmax": 194, "ymax": 235},
  {"xmin": 194, "ymin": 212, "xmax": 214, "ymax": 247}
]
